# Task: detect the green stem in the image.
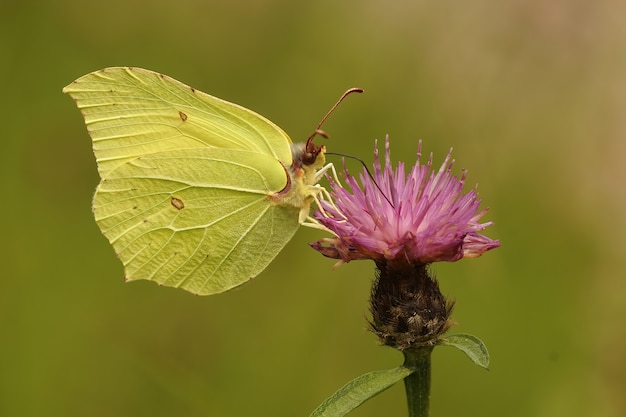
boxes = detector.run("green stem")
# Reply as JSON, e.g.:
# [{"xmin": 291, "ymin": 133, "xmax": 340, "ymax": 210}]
[{"xmin": 403, "ymin": 346, "xmax": 433, "ymax": 417}]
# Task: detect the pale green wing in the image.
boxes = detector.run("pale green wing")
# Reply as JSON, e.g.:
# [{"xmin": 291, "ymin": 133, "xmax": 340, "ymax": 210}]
[
  {"xmin": 94, "ymin": 147, "xmax": 300, "ymax": 295},
  {"xmin": 63, "ymin": 67, "xmax": 293, "ymax": 178}
]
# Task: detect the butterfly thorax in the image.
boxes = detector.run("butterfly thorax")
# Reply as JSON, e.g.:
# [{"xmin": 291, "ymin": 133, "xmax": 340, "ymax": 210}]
[{"xmin": 270, "ymin": 142, "xmax": 327, "ymax": 223}]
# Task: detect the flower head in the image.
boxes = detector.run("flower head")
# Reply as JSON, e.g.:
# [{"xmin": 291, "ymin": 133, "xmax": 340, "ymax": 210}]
[{"xmin": 311, "ymin": 136, "xmax": 500, "ymax": 266}]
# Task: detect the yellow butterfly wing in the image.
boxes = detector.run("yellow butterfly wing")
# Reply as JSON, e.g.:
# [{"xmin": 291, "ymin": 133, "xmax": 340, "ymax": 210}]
[
  {"xmin": 63, "ymin": 67, "xmax": 293, "ymax": 177},
  {"xmin": 64, "ymin": 67, "xmax": 319, "ymax": 295}
]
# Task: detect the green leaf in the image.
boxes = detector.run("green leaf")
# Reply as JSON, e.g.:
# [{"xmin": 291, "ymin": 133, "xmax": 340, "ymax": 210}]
[
  {"xmin": 310, "ymin": 366, "xmax": 414, "ymax": 417},
  {"xmin": 438, "ymin": 333, "xmax": 490, "ymax": 369}
]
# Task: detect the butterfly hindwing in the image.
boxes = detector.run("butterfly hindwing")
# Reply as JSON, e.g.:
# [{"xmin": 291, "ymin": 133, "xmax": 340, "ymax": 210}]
[{"xmin": 94, "ymin": 148, "xmax": 299, "ymax": 295}]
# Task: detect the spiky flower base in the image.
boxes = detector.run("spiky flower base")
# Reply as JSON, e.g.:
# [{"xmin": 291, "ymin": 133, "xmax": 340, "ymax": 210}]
[{"xmin": 370, "ymin": 262, "xmax": 455, "ymax": 350}]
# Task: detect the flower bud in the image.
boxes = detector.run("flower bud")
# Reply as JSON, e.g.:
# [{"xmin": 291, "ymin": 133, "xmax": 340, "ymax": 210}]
[{"xmin": 370, "ymin": 261, "xmax": 455, "ymax": 350}]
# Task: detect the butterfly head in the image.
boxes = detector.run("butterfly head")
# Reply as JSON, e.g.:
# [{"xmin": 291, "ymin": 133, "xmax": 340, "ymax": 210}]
[{"xmin": 290, "ymin": 139, "xmax": 326, "ymax": 178}]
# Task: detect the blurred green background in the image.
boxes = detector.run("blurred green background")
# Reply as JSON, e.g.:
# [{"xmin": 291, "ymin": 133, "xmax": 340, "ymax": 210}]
[{"xmin": 2, "ymin": 0, "xmax": 625, "ymax": 416}]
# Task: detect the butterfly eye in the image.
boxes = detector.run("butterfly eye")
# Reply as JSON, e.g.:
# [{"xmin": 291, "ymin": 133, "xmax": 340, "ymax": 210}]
[{"xmin": 302, "ymin": 140, "xmax": 322, "ymax": 166}]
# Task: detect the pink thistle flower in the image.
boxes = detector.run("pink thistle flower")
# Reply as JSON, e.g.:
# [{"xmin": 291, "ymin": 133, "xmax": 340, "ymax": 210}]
[{"xmin": 311, "ymin": 136, "xmax": 500, "ymax": 266}]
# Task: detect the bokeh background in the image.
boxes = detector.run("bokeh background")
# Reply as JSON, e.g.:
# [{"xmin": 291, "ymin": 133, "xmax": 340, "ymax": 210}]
[{"xmin": 2, "ymin": 0, "xmax": 625, "ymax": 416}]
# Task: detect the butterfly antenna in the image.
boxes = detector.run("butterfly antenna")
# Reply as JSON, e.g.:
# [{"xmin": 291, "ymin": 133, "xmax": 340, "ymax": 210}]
[
  {"xmin": 307, "ymin": 88, "xmax": 364, "ymax": 143},
  {"xmin": 326, "ymin": 151, "xmax": 394, "ymax": 208}
]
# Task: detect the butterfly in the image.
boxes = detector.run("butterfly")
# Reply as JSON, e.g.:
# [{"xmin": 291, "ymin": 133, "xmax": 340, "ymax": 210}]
[{"xmin": 64, "ymin": 67, "xmax": 360, "ymax": 295}]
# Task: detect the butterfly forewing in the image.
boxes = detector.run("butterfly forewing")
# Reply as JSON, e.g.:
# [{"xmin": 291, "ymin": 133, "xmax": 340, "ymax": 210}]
[{"xmin": 64, "ymin": 67, "xmax": 294, "ymax": 178}]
